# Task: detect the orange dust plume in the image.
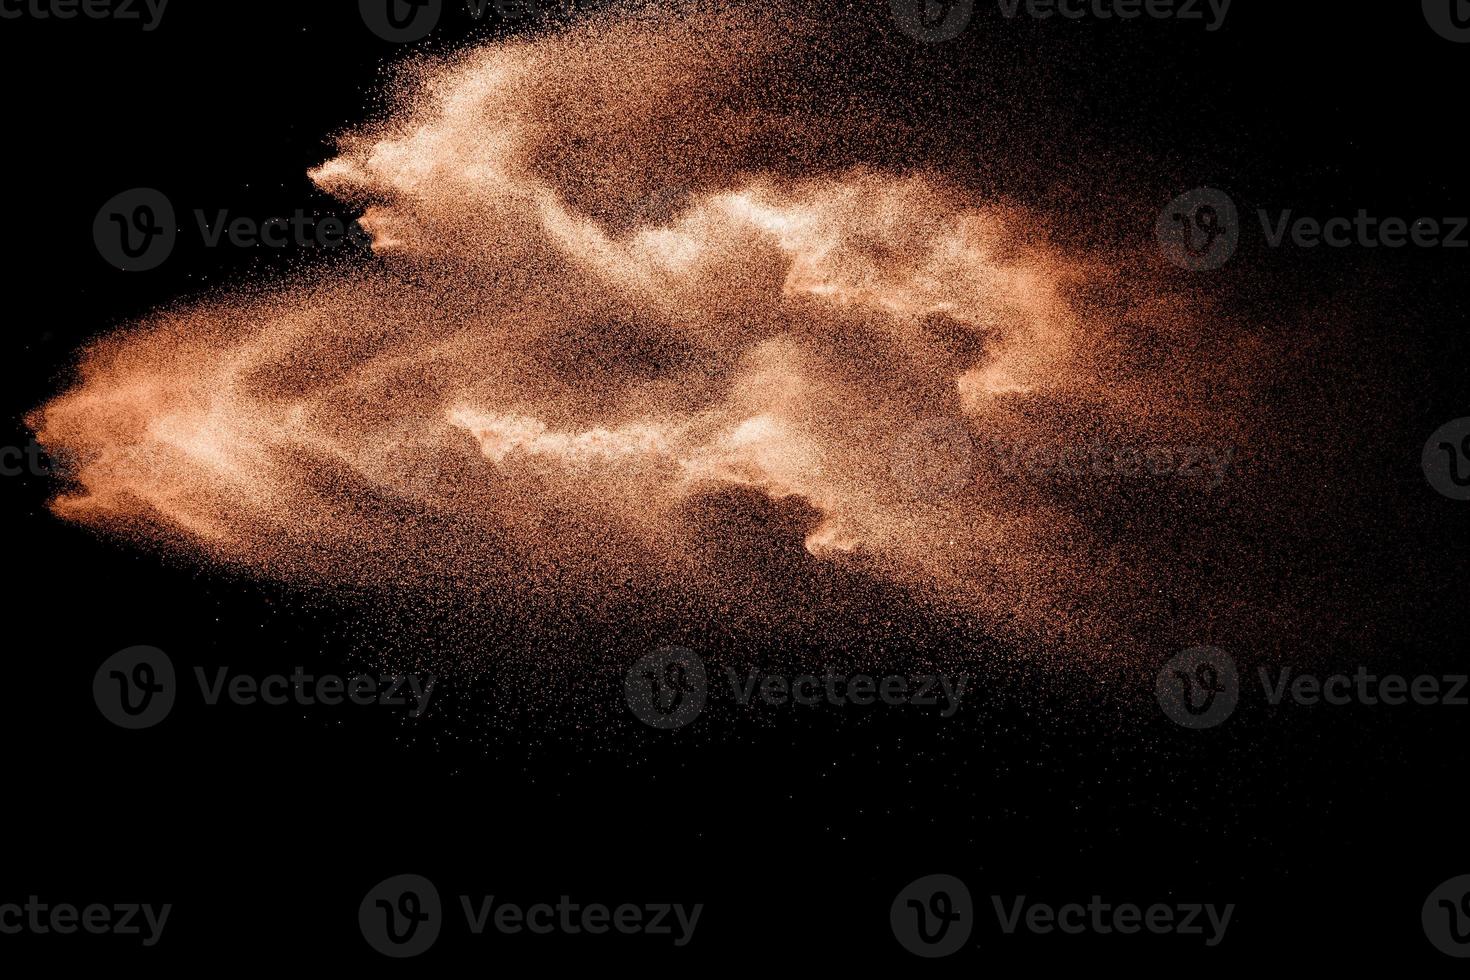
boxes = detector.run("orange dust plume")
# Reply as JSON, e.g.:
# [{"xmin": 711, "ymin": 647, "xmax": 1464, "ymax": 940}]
[{"xmin": 30, "ymin": 4, "xmax": 1270, "ymax": 659}]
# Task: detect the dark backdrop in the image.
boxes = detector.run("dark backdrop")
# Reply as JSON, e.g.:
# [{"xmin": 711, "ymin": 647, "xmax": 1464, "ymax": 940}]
[{"xmin": 1, "ymin": 0, "xmax": 1466, "ymax": 969}]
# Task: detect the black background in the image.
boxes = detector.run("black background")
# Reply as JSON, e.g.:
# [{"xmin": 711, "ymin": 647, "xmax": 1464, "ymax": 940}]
[{"xmin": 1, "ymin": 0, "xmax": 1467, "ymax": 968}]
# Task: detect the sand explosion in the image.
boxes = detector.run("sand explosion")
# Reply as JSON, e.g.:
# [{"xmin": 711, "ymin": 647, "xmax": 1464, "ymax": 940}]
[{"xmin": 31, "ymin": 5, "xmax": 1267, "ymax": 658}]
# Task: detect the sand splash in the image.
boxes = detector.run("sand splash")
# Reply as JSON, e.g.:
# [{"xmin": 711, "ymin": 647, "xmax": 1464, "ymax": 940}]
[{"xmin": 31, "ymin": 5, "xmax": 1262, "ymax": 658}]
